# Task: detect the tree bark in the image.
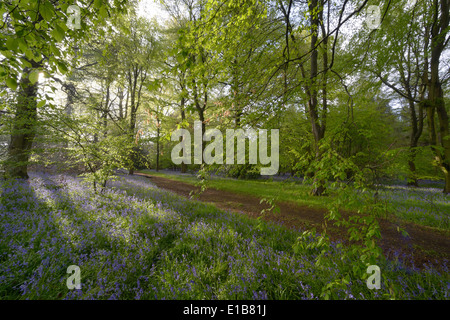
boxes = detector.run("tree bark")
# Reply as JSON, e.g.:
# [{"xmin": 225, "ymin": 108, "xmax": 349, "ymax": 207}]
[
  {"xmin": 156, "ymin": 117, "xmax": 160, "ymax": 172},
  {"xmin": 5, "ymin": 59, "xmax": 42, "ymax": 179},
  {"xmin": 124, "ymin": 88, "xmax": 129, "ymax": 120},
  {"xmin": 193, "ymin": 78, "xmax": 207, "ymax": 157},
  {"xmin": 118, "ymin": 86, "xmax": 124, "ymax": 119},
  {"xmin": 307, "ymin": 0, "xmax": 326, "ymax": 196},
  {"xmin": 180, "ymin": 95, "xmax": 187, "ymax": 173},
  {"xmin": 127, "ymin": 66, "xmax": 145, "ymax": 175},
  {"xmin": 103, "ymin": 83, "xmax": 110, "ymax": 138},
  {"xmin": 407, "ymin": 97, "xmax": 424, "ymax": 187},
  {"xmin": 426, "ymin": 0, "xmax": 450, "ymax": 193}
]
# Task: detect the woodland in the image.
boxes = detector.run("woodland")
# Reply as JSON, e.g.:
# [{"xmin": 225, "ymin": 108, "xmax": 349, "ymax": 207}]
[{"xmin": 0, "ymin": 0, "xmax": 449, "ymax": 301}]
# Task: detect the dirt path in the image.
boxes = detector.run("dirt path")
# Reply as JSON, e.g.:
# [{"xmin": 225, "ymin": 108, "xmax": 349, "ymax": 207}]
[{"xmin": 135, "ymin": 173, "xmax": 450, "ymax": 270}]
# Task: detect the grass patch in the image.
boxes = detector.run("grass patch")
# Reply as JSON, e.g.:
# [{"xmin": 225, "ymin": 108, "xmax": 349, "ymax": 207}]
[
  {"xmin": 139, "ymin": 170, "xmax": 450, "ymax": 231},
  {"xmin": 138, "ymin": 170, "xmax": 330, "ymax": 209}
]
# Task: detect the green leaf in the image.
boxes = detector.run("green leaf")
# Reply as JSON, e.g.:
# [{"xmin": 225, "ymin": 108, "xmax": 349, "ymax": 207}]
[
  {"xmin": 29, "ymin": 69, "xmax": 40, "ymax": 84},
  {"xmin": 51, "ymin": 24, "xmax": 65, "ymax": 42},
  {"xmin": 39, "ymin": 1, "xmax": 54, "ymax": 22},
  {"xmin": 25, "ymin": 48, "xmax": 35, "ymax": 61},
  {"xmin": 6, "ymin": 78, "xmax": 18, "ymax": 90},
  {"xmin": 57, "ymin": 21, "xmax": 69, "ymax": 33},
  {"xmin": 0, "ymin": 49, "xmax": 12, "ymax": 59},
  {"xmin": 49, "ymin": 44, "xmax": 61, "ymax": 57},
  {"xmin": 18, "ymin": 38, "xmax": 28, "ymax": 54},
  {"xmin": 6, "ymin": 37, "xmax": 18, "ymax": 51},
  {"xmin": 57, "ymin": 61, "xmax": 68, "ymax": 73},
  {"xmin": 99, "ymin": 6, "xmax": 108, "ymax": 19},
  {"xmin": 94, "ymin": 0, "xmax": 103, "ymax": 9},
  {"xmin": 12, "ymin": 8, "xmax": 22, "ymax": 20},
  {"xmin": 37, "ymin": 100, "xmax": 46, "ymax": 108}
]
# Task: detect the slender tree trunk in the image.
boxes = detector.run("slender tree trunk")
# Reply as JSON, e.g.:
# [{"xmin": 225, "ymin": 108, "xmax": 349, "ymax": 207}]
[
  {"xmin": 5, "ymin": 60, "xmax": 42, "ymax": 179},
  {"xmin": 103, "ymin": 84, "xmax": 110, "ymax": 138},
  {"xmin": 307, "ymin": 0, "xmax": 326, "ymax": 196},
  {"xmin": 407, "ymin": 148, "xmax": 418, "ymax": 187},
  {"xmin": 193, "ymin": 78, "xmax": 206, "ymax": 157},
  {"xmin": 128, "ymin": 69, "xmax": 139, "ymax": 175},
  {"xmin": 407, "ymin": 98, "xmax": 422, "ymax": 187},
  {"xmin": 63, "ymin": 82, "xmax": 76, "ymax": 149},
  {"xmin": 320, "ymin": 3, "xmax": 328, "ymax": 139},
  {"xmin": 124, "ymin": 88, "xmax": 129, "ymax": 120},
  {"xmin": 180, "ymin": 96, "xmax": 187, "ymax": 173},
  {"xmin": 197, "ymin": 107, "xmax": 205, "ymax": 140},
  {"xmin": 156, "ymin": 117, "xmax": 160, "ymax": 171},
  {"xmin": 427, "ymin": 0, "xmax": 450, "ymax": 193},
  {"xmin": 231, "ymin": 58, "xmax": 242, "ymax": 128},
  {"xmin": 118, "ymin": 86, "xmax": 124, "ymax": 119}
]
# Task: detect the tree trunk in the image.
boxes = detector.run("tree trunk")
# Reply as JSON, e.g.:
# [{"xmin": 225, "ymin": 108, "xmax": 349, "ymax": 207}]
[
  {"xmin": 156, "ymin": 119, "xmax": 160, "ymax": 171},
  {"xmin": 63, "ymin": 82, "xmax": 76, "ymax": 149},
  {"xmin": 307, "ymin": 0, "xmax": 326, "ymax": 196},
  {"xmin": 232, "ymin": 58, "xmax": 242, "ymax": 128},
  {"xmin": 407, "ymin": 150, "xmax": 418, "ymax": 187},
  {"xmin": 118, "ymin": 86, "xmax": 124, "ymax": 119},
  {"xmin": 445, "ymin": 171, "xmax": 450, "ymax": 194},
  {"xmin": 5, "ymin": 60, "xmax": 41, "ymax": 179},
  {"xmin": 427, "ymin": 0, "xmax": 450, "ymax": 194},
  {"xmin": 193, "ymin": 78, "xmax": 206, "ymax": 158},
  {"xmin": 197, "ymin": 106, "xmax": 206, "ymax": 156},
  {"xmin": 180, "ymin": 97, "xmax": 187, "ymax": 173},
  {"xmin": 128, "ymin": 69, "xmax": 139, "ymax": 176},
  {"xmin": 124, "ymin": 88, "xmax": 129, "ymax": 120},
  {"xmin": 103, "ymin": 84, "xmax": 110, "ymax": 138},
  {"xmin": 407, "ymin": 98, "xmax": 423, "ymax": 187}
]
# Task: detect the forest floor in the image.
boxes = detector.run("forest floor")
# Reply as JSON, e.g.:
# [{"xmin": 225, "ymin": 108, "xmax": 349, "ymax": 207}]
[{"xmin": 135, "ymin": 172, "xmax": 450, "ymax": 271}]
